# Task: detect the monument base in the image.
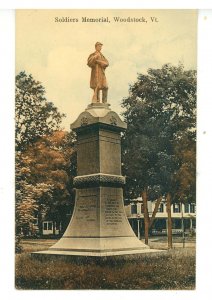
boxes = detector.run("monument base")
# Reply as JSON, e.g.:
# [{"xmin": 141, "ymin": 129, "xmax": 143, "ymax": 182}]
[
  {"xmin": 32, "ymin": 249, "xmax": 161, "ymax": 259},
  {"xmin": 32, "ymin": 235, "xmax": 163, "ymax": 259}
]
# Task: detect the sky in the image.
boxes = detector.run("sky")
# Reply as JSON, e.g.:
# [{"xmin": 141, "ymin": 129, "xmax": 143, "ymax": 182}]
[{"xmin": 16, "ymin": 9, "xmax": 197, "ymax": 130}]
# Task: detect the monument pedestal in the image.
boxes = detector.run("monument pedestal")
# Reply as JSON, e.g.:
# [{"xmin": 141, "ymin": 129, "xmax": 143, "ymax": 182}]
[{"xmin": 33, "ymin": 104, "xmax": 159, "ymax": 257}]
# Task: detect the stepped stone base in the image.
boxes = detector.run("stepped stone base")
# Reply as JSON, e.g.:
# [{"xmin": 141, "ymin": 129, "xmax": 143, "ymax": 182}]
[
  {"xmin": 32, "ymin": 248, "xmax": 161, "ymax": 259},
  {"xmin": 32, "ymin": 236, "xmax": 162, "ymax": 258}
]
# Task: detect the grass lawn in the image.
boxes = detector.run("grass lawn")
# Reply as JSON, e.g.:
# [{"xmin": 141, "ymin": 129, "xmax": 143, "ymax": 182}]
[{"xmin": 15, "ymin": 238, "xmax": 195, "ymax": 290}]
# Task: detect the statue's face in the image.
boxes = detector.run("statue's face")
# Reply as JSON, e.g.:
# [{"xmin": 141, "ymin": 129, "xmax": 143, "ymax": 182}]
[{"xmin": 96, "ymin": 44, "xmax": 102, "ymax": 52}]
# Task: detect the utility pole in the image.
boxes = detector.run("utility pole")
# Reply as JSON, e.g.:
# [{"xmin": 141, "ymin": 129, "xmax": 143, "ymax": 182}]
[
  {"xmin": 142, "ymin": 189, "xmax": 149, "ymax": 245},
  {"xmin": 137, "ymin": 217, "xmax": 140, "ymax": 240},
  {"xmin": 181, "ymin": 203, "xmax": 185, "ymax": 248},
  {"xmin": 166, "ymin": 193, "xmax": 172, "ymax": 249}
]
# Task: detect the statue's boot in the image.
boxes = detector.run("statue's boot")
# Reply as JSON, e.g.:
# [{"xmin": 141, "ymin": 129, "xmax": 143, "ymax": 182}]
[
  {"xmin": 97, "ymin": 90, "xmax": 100, "ymax": 102},
  {"xmin": 102, "ymin": 89, "xmax": 108, "ymax": 103},
  {"xmin": 92, "ymin": 89, "xmax": 100, "ymax": 103}
]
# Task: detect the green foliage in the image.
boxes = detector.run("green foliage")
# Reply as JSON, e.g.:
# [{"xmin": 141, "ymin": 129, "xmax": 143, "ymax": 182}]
[
  {"xmin": 23, "ymin": 131, "xmax": 76, "ymax": 230},
  {"xmin": 15, "ymin": 71, "xmax": 76, "ymax": 237},
  {"xmin": 172, "ymin": 133, "xmax": 196, "ymax": 202},
  {"xmin": 15, "ymin": 71, "xmax": 65, "ymax": 151},
  {"xmin": 16, "ymin": 131, "xmax": 76, "ymax": 236},
  {"xmin": 15, "ymin": 151, "xmax": 53, "ymax": 235},
  {"xmin": 121, "ymin": 63, "xmax": 196, "ymax": 202}
]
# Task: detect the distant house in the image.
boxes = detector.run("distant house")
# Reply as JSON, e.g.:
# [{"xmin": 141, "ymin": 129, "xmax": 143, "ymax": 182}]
[
  {"xmin": 28, "ymin": 213, "xmax": 70, "ymax": 237},
  {"xmin": 26, "ymin": 219, "xmax": 62, "ymax": 237},
  {"xmin": 125, "ymin": 197, "xmax": 196, "ymax": 238},
  {"xmin": 42, "ymin": 221, "xmax": 61, "ymax": 236}
]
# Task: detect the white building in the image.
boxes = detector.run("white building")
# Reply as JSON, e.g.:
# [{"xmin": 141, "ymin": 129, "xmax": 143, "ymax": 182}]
[{"xmin": 125, "ymin": 197, "xmax": 196, "ymax": 238}]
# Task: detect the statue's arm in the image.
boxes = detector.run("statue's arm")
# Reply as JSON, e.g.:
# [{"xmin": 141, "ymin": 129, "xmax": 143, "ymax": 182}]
[
  {"xmin": 96, "ymin": 58, "xmax": 109, "ymax": 69},
  {"xmin": 87, "ymin": 53, "xmax": 98, "ymax": 68}
]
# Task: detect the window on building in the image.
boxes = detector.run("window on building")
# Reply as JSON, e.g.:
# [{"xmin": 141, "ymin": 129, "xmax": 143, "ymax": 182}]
[
  {"xmin": 131, "ymin": 204, "xmax": 137, "ymax": 214},
  {"xmin": 190, "ymin": 204, "xmax": 195, "ymax": 213},
  {"xmin": 172, "ymin": 218, "xmax": 181, "ymax": 229},
  {"xmin": 48, "ymin": 222, "xmax": 53, "ymax": 230},
  {"xmin": 43, "ymin": 222, "xmax": 48, "ymax": 230},
  {"xmin": 158, "ymin": 203, "xmax": 164, "ymax": 213},
  {"xmin": 153, "ymin": 219, "xmax": 166, "ymax": 231},
  {"xmin": 43, "ymin": 221, "xmax": 53, "ymax": 231},
  {"xmin": 184, "ymin": 203, "xmax": 190, "ymax": 213},
  {"xmin": 173, "ymin": 203, "xmax": 181, "ymax": 213}
]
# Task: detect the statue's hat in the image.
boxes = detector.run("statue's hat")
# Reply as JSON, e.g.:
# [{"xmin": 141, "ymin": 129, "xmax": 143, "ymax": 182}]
[{"xmin": 95, "ymin": 42, "xmax": 103, "ymax": 47}]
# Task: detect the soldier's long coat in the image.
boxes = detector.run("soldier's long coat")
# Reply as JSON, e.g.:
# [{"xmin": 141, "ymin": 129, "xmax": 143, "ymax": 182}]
[{"xmin": 87, "ymin": 51, "xmax": 109, "ymax": 90}]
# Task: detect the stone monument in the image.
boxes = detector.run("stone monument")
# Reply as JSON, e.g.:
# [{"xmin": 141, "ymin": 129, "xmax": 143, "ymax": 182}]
[{"xmin": 33, "ymin": 43, "xmax": 159, "ymax": 257}]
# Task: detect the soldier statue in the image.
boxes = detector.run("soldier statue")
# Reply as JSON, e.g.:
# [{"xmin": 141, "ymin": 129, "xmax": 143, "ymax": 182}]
[{"xmin": 87, "ymin": 42, "xmax": 109, "ymax": 103}]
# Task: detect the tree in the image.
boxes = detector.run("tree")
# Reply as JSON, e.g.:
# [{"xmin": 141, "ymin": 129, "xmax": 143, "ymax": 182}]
[
  {"xmin": 15, "ymin": 151, "xmax": 52, "ymax": 236},
  {"xmin": 172, "ymin": 132, "xmax": 196, "ymax": 203},
  {"xmin": 15, "ymin": 71, "xmax": 65, "ymax": 151},
  {"xmin": 15, "ymin": 71, "xmax": 74, "ymax": 238},
  {"xmin": 15, "ymin": 152, "xmax": 38, "ymax": 236},
  {"xmin": 18, "ymin": 131, "xmax": 76, "ymax": 235},
  {"xmin": 121, "ymin": 63, "xmax": 196, "ymax": 246}
]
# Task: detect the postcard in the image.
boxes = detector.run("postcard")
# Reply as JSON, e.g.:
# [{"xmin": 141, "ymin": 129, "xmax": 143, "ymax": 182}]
[{"xmin": 14, "ymin": 9, "xmax": 198, "ymax": 291}]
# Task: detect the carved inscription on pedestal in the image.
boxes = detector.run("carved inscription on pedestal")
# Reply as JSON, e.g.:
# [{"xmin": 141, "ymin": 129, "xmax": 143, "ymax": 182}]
[
  {"xmin": 75, "ymin": 195, "xmax": 97, "ymax": 222},
  {"xmin": 103, "ymin": 196, "xmax": 124, "ymax": 226}
]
